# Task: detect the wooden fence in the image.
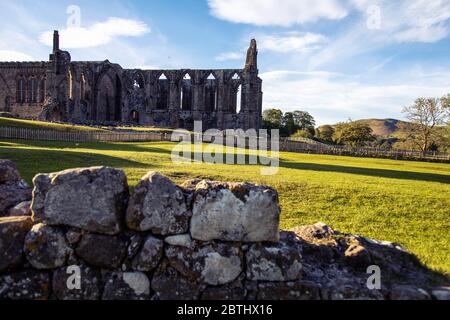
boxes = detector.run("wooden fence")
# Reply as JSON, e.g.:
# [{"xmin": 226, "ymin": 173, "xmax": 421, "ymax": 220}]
[
  {"xmin": 1, "ymin": 126, "xmax": 449, "ymax": 163},
  {"xmin": 280, "ymin": 138, "xmax": 450, "ymax": 162},
  {"xmin": 0, "ymin": 126, "xmax": 169, "ymax": 143}
]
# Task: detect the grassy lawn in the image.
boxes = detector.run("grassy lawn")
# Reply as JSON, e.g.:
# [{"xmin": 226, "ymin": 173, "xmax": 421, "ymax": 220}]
[
  {"xmin": 0, "ymin": 138, "xmax": 449, "ymax": 274},
  {"xmin": 0, "ymin": 117, "xmax": 174, "ymax": 133},
  {"xmin": 0, "ymin": 117, "xmax": 107, "ymax": 132}
]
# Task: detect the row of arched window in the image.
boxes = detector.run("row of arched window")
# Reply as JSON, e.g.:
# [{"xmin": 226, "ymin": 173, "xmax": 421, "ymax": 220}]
[{"xmin": 16, "ymin": 77, "xmax": 46, "ymax": 104}]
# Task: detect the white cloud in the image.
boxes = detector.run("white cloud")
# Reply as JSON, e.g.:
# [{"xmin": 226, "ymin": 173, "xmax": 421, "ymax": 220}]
[
  {"xmin": 207, "ymin": 0, "xmax": 349, "ymax": 26},
  {"xmin": 0, "ymin": 50, "xmax": 34, "ymax": 61},
  {"xmin": 39, "ymin": 17, "xmax": 150, "ymax": 49},
  {"xmin": 259, "ymin": 32, "xmax": 327, "ymax": 53},
  {"xmin": 260, "ymin": 70, "xmax": 450, "ymax": 125},
  {"xmin": 215, "ymin": 51, "xmax": 243, "ymax": 61}
]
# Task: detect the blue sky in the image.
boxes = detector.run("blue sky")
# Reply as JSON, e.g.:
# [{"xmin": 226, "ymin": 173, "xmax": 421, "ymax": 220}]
[{"xmin": 1, "ymin": 0, "xmax": 450, "ymax": 125}]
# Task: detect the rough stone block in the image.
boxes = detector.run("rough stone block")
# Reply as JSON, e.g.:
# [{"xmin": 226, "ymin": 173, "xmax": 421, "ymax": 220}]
[
  {"xmin": 246, "ymin": 233, "xmax": 302, "ymax": 282},
  {"xmin": 131, "ymin": 235, "xmax": 164, "ymax": 272},
  {"xmin": 7, "ymin": 201, "xmax": 32, "ymax": 217},
  {"xmin": 0, "ymin": 270, "xmax": 50, "ymax": 300},
  {"xmin": 151, "ymin": 260, "xmax": 202, "ymax": 300},
  {"xmin": 126, "ymin": 172, "xmax": 191, "ymax": 235},
  {"xmin": 52, "ymin": 264, "xmax": 101, "ymax": 300},
  {"xmin": 0, "ymin": 180, "xmax": 32, "ymax": 215},
  {"xmin": 0, "ymin": 159, "xmax": 21, "ymax": 184},
  {"xmin": 24, "ymin": 224, "xmax": 72, "ymax": 269},
  {"xmin": 75, "ymin": 233, "xmax": 127, "ymax": 269},
  {"xmin": 32, "ymin": 166, "xmax": 129, "ymax": 235},
  {"xmin": 165, "ymin": 236, "xmax": 243, "ymax": 286},
  {"xmin": 0, "ymin": 216, "xmax": 33, "ymax": 272},
  {"xmin": 190, "ymin": 180, "xmax": 280, "ymax": 242},
  {"xmin": 102, "ymin": 272, "xmax": 150, "ymax": 300}
]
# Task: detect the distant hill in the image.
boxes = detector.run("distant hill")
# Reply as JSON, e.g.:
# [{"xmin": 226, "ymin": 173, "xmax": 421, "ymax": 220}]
[
  {"xmin": 353, "ymin": 118, "xmax": 413, "ymax": 137},
  {"xmin": 320, "ymin": 118, "xmax": 412, "ymax": 138}
]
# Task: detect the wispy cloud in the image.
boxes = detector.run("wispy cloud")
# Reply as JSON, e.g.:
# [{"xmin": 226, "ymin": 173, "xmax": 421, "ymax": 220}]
[
  {"xmin": 260, "ymin": 70, "xmax": 450, "ymax": 125},
  {"xmin": 207, "ymin": 0, "xmax": 349, "ymax": 26},
  {"xmin": 215, "ymin": 51, "xmax": 243, "ymax": 61},
  {"xmin": 39, "ymin": 17, "xmax": 150, "ymax": 49},
  {"xmin": 259, "ymin": 32, "xmax": 328, "ymax": 53},
  {"xmin": 0, "ymin": 50, "xmax": 35, "ymax": 61}
]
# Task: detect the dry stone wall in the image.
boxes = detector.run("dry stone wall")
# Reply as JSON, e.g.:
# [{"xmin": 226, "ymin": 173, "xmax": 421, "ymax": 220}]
[{"xmin": 0, "ymin": 159, "xmax": 448, "ymax": 300}]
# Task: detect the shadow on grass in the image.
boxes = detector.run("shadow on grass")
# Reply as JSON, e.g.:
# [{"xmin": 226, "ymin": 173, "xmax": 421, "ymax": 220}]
[
  {"xmin": 280, "ymin": 160, "xmax": 450, "ymax": 184},
  {"xmin": 0, "ymin": 139, "xmax": 175, "ymax": 155},
  {"xmin": 0, "ymin": 147, "xmax": 151, "ymax": 183}
]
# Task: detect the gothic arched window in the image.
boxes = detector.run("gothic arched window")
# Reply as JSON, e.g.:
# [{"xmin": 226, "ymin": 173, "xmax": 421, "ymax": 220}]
[
  {"xmin": 40, "ymin": 78, "xmax": 46, "ymax": 103},
  {"xmin": 16, "ymin": 78, "xmax": 25, "ymax": 103},
  {"xmin": 80, "ymin": 73, "xmax": 86, "ymax": 100},
  {"xmin": 31, "ymin": 78, "xmax": 38, "ymax": 103},
  {"xmin": 68, "ymin": 70, "xmax": 74, "ymax": 100}
]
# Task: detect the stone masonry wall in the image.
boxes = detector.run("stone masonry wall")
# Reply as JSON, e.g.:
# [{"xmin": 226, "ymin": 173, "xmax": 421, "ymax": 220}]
[{"xmin": 0, "ymin": 159, "xmax": 448, "ymax": 300}]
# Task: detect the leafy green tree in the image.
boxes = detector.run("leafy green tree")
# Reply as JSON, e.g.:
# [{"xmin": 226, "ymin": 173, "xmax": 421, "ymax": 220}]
[
  {"xmin": 262, "ymin": 108, "xmax": 283, "ymax": 130},
  {"xmin": 291, "ymin": 129, "xmax": 313, "ymax": 139},
  {"xmin": 333, "ymin": 121, "xmax": 375, "ymax": 147},
  {"xmin": 282, "ymin": 112, "xmax": 298, "ymax": 136},
  {"xmin": 402, "ymin": 95, "xmax": 450, "ymax": 154},
  {"xmin": 293, "ymin": 111, "xmax": 315, "ymax": 130},
  {"xmin": 316, "ymin": 125, "xmax": 335, "ymax": 142}
]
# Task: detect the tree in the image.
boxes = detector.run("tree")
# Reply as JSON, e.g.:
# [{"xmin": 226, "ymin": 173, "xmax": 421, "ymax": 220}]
[
  {"xmin": 262, "ymin": 108, "xmax": 283, "ymax": 130},
  {"xmin": 293, "ymin": 111, "xmax": 315, "ymax": 132},
  {"xmin": 316, "ymin": 125, "xmax": 335, "ymax": 143},
  {"xmin": 402, "ymin": 95, "xmax": 450, "ymax": 154},
  {"xmin": 333, "ymin": 121, "xmax": 375, "ymax": 147},
  {"xmin": 282, "ymin": 112, "xmax": 298, "ymax": 136},
  {"xmin": 291, "ymin": 129, "xmax": 313, "ymax": 139}
]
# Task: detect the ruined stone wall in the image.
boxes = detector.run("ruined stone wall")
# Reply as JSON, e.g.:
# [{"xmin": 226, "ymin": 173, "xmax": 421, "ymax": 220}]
[
  {"xmin": 0, "ymin": 159, "xmax": 448, "ymax": 300},
  {"xmin": 0, "ymin": 31, "xmax": 263, "ymax": 131},
  {"xmin": 0, "ymin": 62, "xmax": 49, "ymax": 119}
]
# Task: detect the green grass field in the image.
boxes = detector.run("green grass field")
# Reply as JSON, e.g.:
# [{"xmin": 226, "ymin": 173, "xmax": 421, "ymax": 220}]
[
  {"xmin": 0, "ymin": 117, "xmax": 174, "ymax": 133},
  {"xmin": 0, "ymin": 138, "xmax": 449, "ymax": 274}
]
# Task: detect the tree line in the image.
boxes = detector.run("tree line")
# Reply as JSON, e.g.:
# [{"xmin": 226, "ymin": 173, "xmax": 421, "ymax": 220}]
[{"xmin": 263, "ymin": 94, "xmax": 450, "ymax": 154}]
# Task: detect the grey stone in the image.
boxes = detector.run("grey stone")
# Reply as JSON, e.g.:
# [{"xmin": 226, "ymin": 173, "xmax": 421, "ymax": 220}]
[
  {"xmin": 151, "ymin": 260, "xmax": 202, "ymax": 300},
  {"xmin": 32, "ymin": 166, "xmax": 129, "ymax": 235},
  {"xmin": 0, "ymin": 216, "xmax": 33, "ymax": 272},
  {"xmin": 246, "ymin": 235, "xmax": 303, "ymax": 282},
  {"xmin": 131, "ymin": 235, "xmax": 164, "ymax": 272},
  {"xmin": 390, "ymin": 285, "xmax": 431, "ymax": 300},
  {"xmin": 126, "ymin": 172, "xmax": 191, "ymax": 235},
  {"xmin": 165, "ymin": 234, "xmax": 192, "ymax": 248},
  {"xmin": 0, "ymin": 270, "xmax": 50, "ymax": 300},
  {"xmin": 52, "ymin": 264, "xmax": 101, "ymax": 300},
  {"xmin": 431, "ymin": 286, "xmax": 450, "ymax": 300},
  {"xmin": 0, "ymin": 159, "xmax": 21, "ymax": 184},
  {"xmin": 102, "ymin": 272, "xmax": 150, "ymax": 300},
  {"xmin": 65, "ymin": 229, "xmax": 82, "ymax": 245},
  {"xmin": 0, "ymin": 180, "xmax": 32, "ymax": 214},
  {"xmin": 24, "ymin": 224, "xmax": 72, "ymax": 269},
  {"xmin": 190, "ymin": 180, "xmax": 280, "ymax": 242},
  {"xmin": 75, "ymin": 233, "xmax": 127, "ymax": 269},
  {"xmin": 201, "ymin": 275, "xmax": 246, "ymax": 300},
  {"xmin": 255, "ymin": 280, "xmax": 322, "ymax": 300},
  {"xmin": 166, "ymin": 239, "xmax": 243, "ymax": 286},
  {"xmin": 7, "ymin": 201, "xmax": 32, "ymax": 217}
]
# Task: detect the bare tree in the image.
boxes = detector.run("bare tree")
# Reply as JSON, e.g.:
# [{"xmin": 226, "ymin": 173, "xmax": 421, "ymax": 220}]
[{"xmin": 402, "ymin": 95, "xmax": 450, "ymax": 154}]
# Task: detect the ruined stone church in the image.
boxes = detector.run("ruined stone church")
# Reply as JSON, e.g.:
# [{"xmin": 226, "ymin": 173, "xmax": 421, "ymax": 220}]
[{"xmin": 0, "ymin": 31, "xmax": 263, "ymax": 130}]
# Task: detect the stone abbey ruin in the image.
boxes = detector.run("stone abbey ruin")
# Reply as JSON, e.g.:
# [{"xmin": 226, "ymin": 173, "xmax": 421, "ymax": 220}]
[
  {"xmin": 0, "ymin": 160, "xmax": 448, "ymax": 300},
  {"xmin": 0, "ymin": 31, "xmax": 262, "ymax": 131}
]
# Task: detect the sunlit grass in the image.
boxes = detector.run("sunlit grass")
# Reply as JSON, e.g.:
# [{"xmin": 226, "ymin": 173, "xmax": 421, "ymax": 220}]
[{"xmin": 0, "ymin": 138, "xmax": 449, "ymax": 274}]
